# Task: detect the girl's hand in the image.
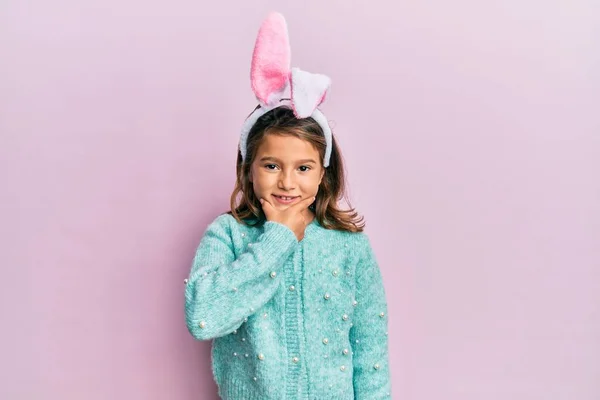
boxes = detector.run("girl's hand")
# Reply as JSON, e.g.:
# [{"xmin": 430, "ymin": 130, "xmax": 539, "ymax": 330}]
[{"xmin": 260, "ymin": 196, "xmax": 316, "ymax": 241}]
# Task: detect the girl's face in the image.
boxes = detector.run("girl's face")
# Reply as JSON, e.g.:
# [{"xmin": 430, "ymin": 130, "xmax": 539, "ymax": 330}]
[{"xmin": 250, "ymin": 133, "xmax": 325, "ymax": 212}]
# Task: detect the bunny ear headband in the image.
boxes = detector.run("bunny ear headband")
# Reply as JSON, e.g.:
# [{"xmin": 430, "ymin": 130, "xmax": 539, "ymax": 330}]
[{"xmin": 239, "ymin": 12, "xmax": 333, "ymax": 167}]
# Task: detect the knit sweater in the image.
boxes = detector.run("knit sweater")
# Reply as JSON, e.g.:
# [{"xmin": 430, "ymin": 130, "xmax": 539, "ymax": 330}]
[{"xmin": 184, "ymin": 213, "xmax": 392, "ymax": 399}]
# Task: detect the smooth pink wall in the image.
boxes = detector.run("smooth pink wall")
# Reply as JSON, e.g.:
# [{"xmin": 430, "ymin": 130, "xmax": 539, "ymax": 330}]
[{"xmin": 2, "ymin": 1, "xmax": 598, "ymax": 399}]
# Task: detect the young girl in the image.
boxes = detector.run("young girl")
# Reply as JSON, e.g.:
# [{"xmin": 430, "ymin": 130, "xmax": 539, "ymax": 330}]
[{"xmin": 184, "ymin": 12, "xmax": 391, "ymax": 400}]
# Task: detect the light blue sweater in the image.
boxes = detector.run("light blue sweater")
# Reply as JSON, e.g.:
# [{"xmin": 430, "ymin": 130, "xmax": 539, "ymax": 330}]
[{"xmin": 184, "ymin": 213, "xmax": 391, "ymax": 399}]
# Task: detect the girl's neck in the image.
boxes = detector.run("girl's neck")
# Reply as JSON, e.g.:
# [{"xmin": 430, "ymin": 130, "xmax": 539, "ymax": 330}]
[{"xmin": 303, "ymin": 208, "xmax": 316, "ymax": 225}]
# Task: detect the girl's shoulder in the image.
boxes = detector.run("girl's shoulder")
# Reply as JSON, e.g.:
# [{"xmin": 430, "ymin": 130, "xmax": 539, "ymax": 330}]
[{"xmin": 312, "ymin": 221, "xmax": 374, "ymax": 257}]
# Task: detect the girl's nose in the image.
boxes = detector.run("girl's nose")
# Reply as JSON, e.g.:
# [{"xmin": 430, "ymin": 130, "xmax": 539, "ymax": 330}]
[{"xmin": 278, "ymin": 171, "xmax": 296, "ymax": 190}]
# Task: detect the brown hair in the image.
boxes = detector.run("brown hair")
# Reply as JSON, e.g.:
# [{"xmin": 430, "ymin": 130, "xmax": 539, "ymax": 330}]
[{"xmin": 228, "ymin": 106, "xmax": 364, "ymax": 232}]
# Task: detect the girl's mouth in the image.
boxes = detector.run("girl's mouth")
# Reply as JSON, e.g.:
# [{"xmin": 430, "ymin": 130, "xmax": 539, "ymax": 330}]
[{"xmin": 272, "ymin": 194, "xmax": 300, "ymax": 205}]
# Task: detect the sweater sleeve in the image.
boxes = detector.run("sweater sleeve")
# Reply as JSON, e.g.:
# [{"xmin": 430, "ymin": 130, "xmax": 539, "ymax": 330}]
[
  {"xmin": 350, "ymin": 236, "xmax": 392, "ymax": 399},
  {"xmin": 185, "ymin": 215, "xmax": 298, "ymax": 340}
]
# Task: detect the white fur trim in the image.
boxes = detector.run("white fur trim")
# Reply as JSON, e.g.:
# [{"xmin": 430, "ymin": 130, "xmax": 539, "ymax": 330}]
[{"xmin": 311, "ymin": 109, "xmax": 333, "ymax": 168}]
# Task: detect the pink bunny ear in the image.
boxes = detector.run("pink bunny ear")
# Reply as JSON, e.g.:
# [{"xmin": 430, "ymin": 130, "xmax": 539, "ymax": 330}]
[
  {"xmin": 251, "ymin": 12, "xmax": 291, "ymax": 107},
  {"xmin": 290, "ymin": 67, "xmax": 331, "ymax": 118}
]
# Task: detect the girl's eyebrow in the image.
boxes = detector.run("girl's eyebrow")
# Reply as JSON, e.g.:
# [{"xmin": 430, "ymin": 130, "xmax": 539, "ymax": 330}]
[{"xmin": 259, "ymin": 156, "xmax": 317, "ymax": 164}]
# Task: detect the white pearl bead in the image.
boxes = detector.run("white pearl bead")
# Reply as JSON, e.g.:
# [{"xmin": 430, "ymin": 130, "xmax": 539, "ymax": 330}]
[
  {"xmin": 379, "ymin": 312, "xmax": 385, "ymax": 318},
  {"xmin": 342, "ymin": 349, "xmax": 349, "ymax": 355},
  {"xmin": 241, "ymin": 233, "xmax": 246, "ymax": 237},
  {"xmin": 232, "ymin": 287, "xmax": 238, "ymax": 292},
  {"xmin": 233, "ymin": 352, "xmax": 237, "ymax": 357},
  {"xmin": 241, "ymin": 338, "xmax": 246, "ymax": 342},
  {"xmin": 270, "ymin": 271, "xmax": 277, "ymax": 278},
  {"xmin": 342, "ymin": 314, "xmax": 349, "ymax": 321},
  {"xmin": 245, "ymin": 353, "xmax": 249, "ymax": 358},
  {"xmin": 324, "ymin": 293, "xmax": 330, "ymax": 300},
  {"xmin": 374, "ymin": 363, "xmax": 380, "ymax": 370},
  {"xmin": 353, "ymin": 300, "xmax": 358, "ymax": 306},
  {"xmin": 257, "ymin": 353, "xmax": 265, "ymax": 360},
  {"xmin": 263, "ymin": 313, "xmax": 268, "ymax": 318},
  {"xmin": 199, "ymin": 321, "xmax": 206, "ymax": 329},
  {"xmin": 292, "ymin": 356, "xmax": 299, "ymax": 363},
  {"xmin": 183, "ymin": 278, "xmax": 188, "ymax": 284},
  {"xmin": 289, "ymin": 285, "xmax": 295, "ymax": 291},
  {"xmin": 340, "ymin": 365, "xmax": 346, "ymax": 371},
  {"xmin": 243, "ymin": 317, "xmax": 248, "ymax": 322},
  {"xmin": 332, "ymin": 270, "xmax": 339, "ymax": 277},
  {"xmin": 253, "ymin": 377, "xmax": 257, "ymax": 381},
  {"xmin": 322, "ymin": 338, "xmax": 329, "ymax": 344},
  {"xmin": 233, "ymin": 330, "xmax": 237, "ymax": 334}
]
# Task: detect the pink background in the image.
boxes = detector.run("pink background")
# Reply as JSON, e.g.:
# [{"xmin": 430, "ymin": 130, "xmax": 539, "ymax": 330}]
[{"xmin": 2, "ymin": 1, "xmax": 599, "ymax": 399}]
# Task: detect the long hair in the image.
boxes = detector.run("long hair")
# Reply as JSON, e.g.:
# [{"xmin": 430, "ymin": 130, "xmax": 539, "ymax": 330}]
[{"xmin": 229, "ymin": 107, "xmax": 364, "ymax": 232}]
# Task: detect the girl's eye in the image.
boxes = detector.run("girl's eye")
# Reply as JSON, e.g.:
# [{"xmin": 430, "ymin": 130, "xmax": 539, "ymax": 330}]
[
  {"xmin": 298, "ymin": 166, "xmax": 311, "ymax": 172},
  {"xmin": 265, "ymin": 164, "xmax": 278, "ymax": 170}
]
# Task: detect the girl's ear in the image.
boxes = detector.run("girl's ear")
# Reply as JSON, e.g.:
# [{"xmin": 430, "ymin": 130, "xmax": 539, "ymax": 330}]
[{"xmin": 251, "ymin": 12, "xmax": 291, "ymax": 107}]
